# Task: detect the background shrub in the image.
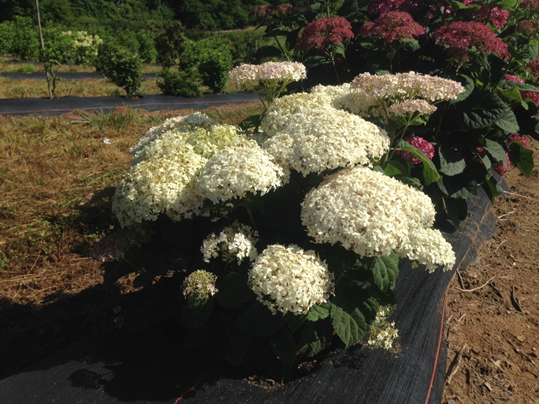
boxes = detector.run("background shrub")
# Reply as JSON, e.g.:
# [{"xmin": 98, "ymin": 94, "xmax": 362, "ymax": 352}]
[
  {"xmin": 95, "ymin": 44, "xmax": 143, "ymax": 97},
  {"xmin": 157, "ymin": 68, "xmax": 203, "ymax": 97}
]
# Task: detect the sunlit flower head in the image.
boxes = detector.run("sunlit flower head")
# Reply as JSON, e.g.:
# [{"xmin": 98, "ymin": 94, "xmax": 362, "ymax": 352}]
[{"xmin": 248, "ymin": 244, "xmax": 335, "ymax": 315}]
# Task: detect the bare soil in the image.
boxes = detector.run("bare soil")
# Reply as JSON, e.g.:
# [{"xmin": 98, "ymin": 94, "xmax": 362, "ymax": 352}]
[{"xmin": 443, "ymin": 140, "xmax": 539, "ymax": 403}]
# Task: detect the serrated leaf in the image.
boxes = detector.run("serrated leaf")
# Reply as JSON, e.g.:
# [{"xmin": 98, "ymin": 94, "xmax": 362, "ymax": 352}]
[
  {"xmin": 297, "ymin": 320, "xmax": 333, "ymax": 357},
  {"xmin": 306, "ymin": 303, "xmax": 330, "ymax": 321},
  {"xmin": 484, "ymin": 138, "xmax": 507, "ymax": 164},
  {"xmin": 369, "ymin": 253, "xmax": 399, "ymax": 292},
  {"xmin": 236, "ymin": 301, "xmax": 285, "ymax": 337},
  {"xmin": 462, "ymin": 94, "xmax": 506, "ymax": 129},
  {"xmin": 509, "ymin": 142, "xmax": 535, "ymax": 177},
  {"xmin": 216, "ymin": 272, "xmax": 254, "ymax": 308},
  {"xmin": 329, "ymin": 297, "xmax": 368, "ymax": 349},
  {"xmin": 379, "ymin": 253, "xmax": 399, "ymax": 290},
  {"xmin": 439, "ymin": 145, "xmax": 466, "ymax": 176},
  {"xmin": 269, "ymin": 328, "xmax": 296, "ymax": 368},
  {"xmin": 495, "ymin": 108, "xmax": 520, "ymax": 133}
]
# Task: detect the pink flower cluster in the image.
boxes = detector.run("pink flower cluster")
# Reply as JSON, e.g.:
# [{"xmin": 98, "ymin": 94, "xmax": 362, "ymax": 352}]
[
  {"xmin": 295, "ymin": 17, "xmax": 354, "ymax": 55},
  {"xmin": 396, "ymin": 136, "xmax": 435, "ymax": 164},
  {"xmin": 360, "ymin": 11, "xmax": 425, "ymax": 44},
  {"xmin": 250, "ymin": 3, "xmax": 293, "ymax": 22},
  {"xmin": 468, "ymin": 3, "xmax": 509, "ymax": 29},
  {"xmin": 521, "ymin": 0, "xmax": 539, "ymax": 13},
  {"xmin": 504, "ymin": 74, "xmax": 539, "ymax": 105},
  {"xmin": 494, "ymin": 135, "xmax": 530, "ymax": 176},
  {"xmin": 494, "ymin": 154, "xmax": 510, "ymax": 176},
  {"xmin": 367, "ymin": 0, "xmax": 426, "ymax": 15},
  {"xmin": 507, "ymin": 134, "xmax": 530, "ymax": 149},
  {"xmin": 517, "ymin": 19, "xmax": 539, "ymax": 37},
  {"xmin": 528, "ymin": 57, "xmax": 539, "ymax": 85},
  {"xmin": 432, "ymin": 21, "xmax": 509, "ymax": 64}
]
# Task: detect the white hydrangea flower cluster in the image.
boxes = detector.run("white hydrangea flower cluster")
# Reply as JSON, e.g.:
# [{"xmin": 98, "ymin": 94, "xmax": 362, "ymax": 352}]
[
  {"xmin": 351, "ymin": 71, "xmax": 465, "ymax": 104},
  {"xmin": 201, "ymin": 222, "xmax": 259, "ymax": 264},
  {"xmin": 301, "ymin": 165, "xmax": 455, "ymax": 271},
  {"xmin": 309, "ymin": 83, "xmax": 376, "ymax": 116},
  {"xmin": 197, "ymin": 140, "xmax": 285, "ymax": 204},
  {"xmin": 260, "ymin": 92, "xmax": 331, "ymax": 138},
  {"xmin": 112, "ymin": 144, "xmax": 207, "ymax": 227},
  {"xmin": 183, "ymin": 270, "xmax": 218, "ymax": 300},
  {"xmin": 130, "ymin": 113, "xmax": 218, "ymax": 156},
  {"xmin": 248, "ymin": 244, "xmax": 335, "ymax": 315},
  {"xmin": 368, "ymin": 306, "xmax": 399, "ymax": 350},
  {"xmin": 262, "ymin": 106, "xmax": 390, "ymax": 176},
  {"xmin": 228, "ymin": 61, "xmax": 307, "ymax": 88},
  {"xmin": 131, "ymin": 124, "xmax": 246, "ymax": 165},
  {"xmin": 387, "ymin": 99, "xmax": 437, "ymax": 117}
]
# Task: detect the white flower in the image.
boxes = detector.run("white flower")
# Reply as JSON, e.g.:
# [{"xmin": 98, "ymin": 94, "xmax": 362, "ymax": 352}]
[
  {"xmin": 351, "ymin": 71, "xmax": 465, "ymax": 104},
  {"xmin": 228, "ymin": 61, "xmax": 306, "ymax": 89},
  {"xmin": 368, "ymin": 306, "xmax": 399, "ymax": 350},
  {"xmin": 248, "ymin": 244, "xmax": 334, "ymax": 315},
  {"xmin": 183, "ymin": 270, "xmax": 218, "ymax": 300},
  {"xmin": 131, "ymin": 123, "xmax": 246, "ymax": 165},
  {"xmin": 103, "ymin": 138, "xmax": 111, "ymax": 145},
  {"xmin": 112, "ymin": 144, "xmax": 207, "ymax": 227},
  {"xmin": 262, "ymin": 106, "xmax": 390, "ymax": 176},
  {"xmin": 130, "ymin": 112, "xmax": 218, "ymax": 156},
  {"xmin": 301, "ymin": 166, "xmax": 455, "ymax": 271},
  {"xmin": 196, "ymin": 140, "xmax": 285, "ymax": 204},
  {"xmin": 201, "ymin": 222, "xmax": 259, "ymax": 264}
]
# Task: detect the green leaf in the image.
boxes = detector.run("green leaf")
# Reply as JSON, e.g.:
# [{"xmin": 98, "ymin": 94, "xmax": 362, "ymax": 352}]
[
  {"xmin": 439, "ymin": 145, "xmax": 466, "ymax": 176},
  {"xmin": 499, "ymin": 87, "xmax": 528, "ymax": 110},
  {"xmin": 461, "ymin": 94, "xmax": 506, "ymax": 129},
  {"xmin": 297, "ymin": 320, "xmax": 333, "ymax": 357},
  {"xmin": 329, "ymin": 296, "xmax": 368, "ymax": 349},
  {"xmin": 238, "ymin": 114, "xmax": 262, "ymax": 131},
  {"xmin": 236, "ymin": 301, "xmax": 285, "ymax": 337},
  {"xmin": 450, "ymin": 74, "xmax": 474, "ymax": 104},
  {"xmin": 382, "ymin": 159, "xmax": 410, "ymax": 177},
  {"xmin": 216, "ymin": 272, "xmax": 254, "ymax": 308},
  {"xmin": 509, "ymin": 142, "xmax": 535, "ymax": 177},
  {"xmin": 397, "ymin": 140, "xmax": 440, "ymax": 185},
  {"xmin": 370, "ymin": 253, "xmax": 399, "ymax": 292},
  {"xmin": 255, "ymin": 45, "xmax": 283, "ymax": 59},
  {"xmin": 269, "ymin": 328, "xmax": 297, "ymax": 368},
  {"xmin": 306, "ymin": 303, "xmax": 330, "ymax": 322},
  {"xmin": 182, "ymin": 296, "xmax": 215, "ymax": 329},
  {"xmin": 484, "ymin": 138, "xmax": 507, "ymax": 164},
  {"xmin": 495, "ymin": 108, "xmax": 520, "ymax": 133},
  {"xmin": 494, "ymin": 0, "xmax": 517, "ymax": 9},
  {"xmin": 481, "ymin": 174, "xmax": 504, "ymax": 201}
]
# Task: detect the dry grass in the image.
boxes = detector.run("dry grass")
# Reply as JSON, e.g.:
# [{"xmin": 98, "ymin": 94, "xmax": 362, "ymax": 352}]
[
  {"xmin": 0, "ymin": 77, "xmax": 162, "ymax": 99},
  {"xmin": 0, "ymin": 101, "xmax": 264, "ymax": 304},
  {"xmin": 0, "ymin": 60, "xmax": 165, "ymax": 74}
]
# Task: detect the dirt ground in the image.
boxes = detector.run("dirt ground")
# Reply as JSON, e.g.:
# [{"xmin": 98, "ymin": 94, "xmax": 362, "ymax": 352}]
[
  {"xmin": 1, "ymin": 110, "xmax": 538, "ymax": 403},
  {"xmin": 442, "ymin": 140, "xmax": 539, "ymax": 403}
]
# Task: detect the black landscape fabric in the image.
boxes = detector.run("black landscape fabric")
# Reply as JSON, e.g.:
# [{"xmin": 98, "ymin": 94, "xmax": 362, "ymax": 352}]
[
  {"xmin": 0, "ymin": 191, "xmax": 497, "ymax": 404},
  {"xmin": 0, "ymin": 93, "xmax": 261, "ymax": 117}
]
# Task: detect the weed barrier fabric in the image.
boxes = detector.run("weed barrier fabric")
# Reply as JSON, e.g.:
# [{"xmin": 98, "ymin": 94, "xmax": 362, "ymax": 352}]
[
  {"xmin": 0, "ymin": 93, "xmax": 261, "ymax": 117},
  {"xmin": 0, "ymin": 191, "xmax": 497, "ymax": 404}
]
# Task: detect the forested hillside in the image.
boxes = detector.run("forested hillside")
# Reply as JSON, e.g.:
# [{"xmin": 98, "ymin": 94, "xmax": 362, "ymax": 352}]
[{"xmin": 0, "ymin": 0, "xmax": 297, "ymax": 30}]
